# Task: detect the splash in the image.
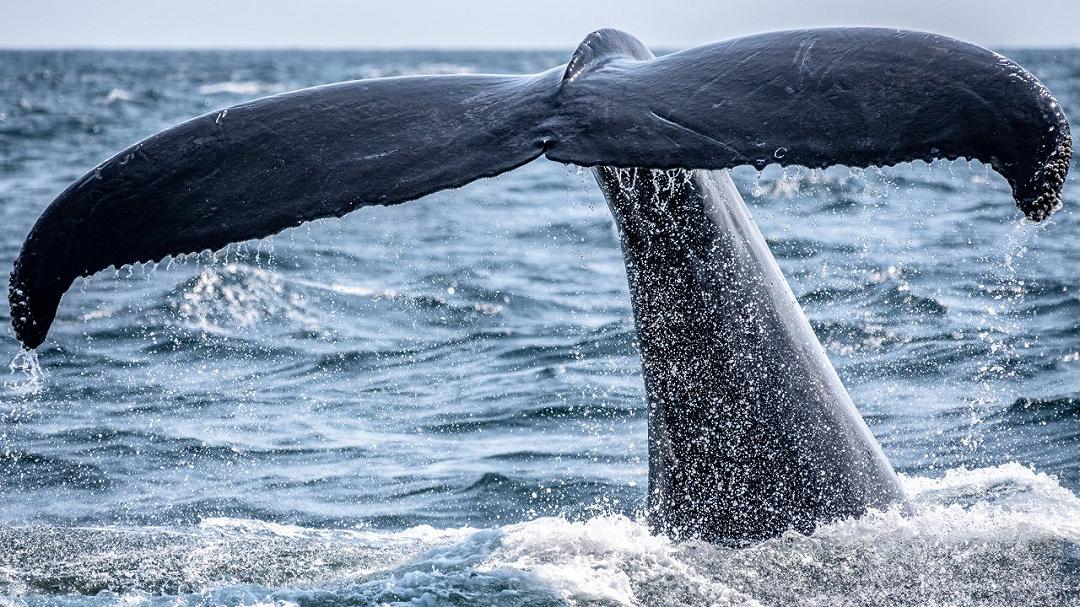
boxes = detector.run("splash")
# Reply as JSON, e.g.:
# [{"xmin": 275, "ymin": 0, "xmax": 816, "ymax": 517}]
[
  {"xmin": 169, "ymin": 263, "xmax": 317, "ymax": 335},
  {"xmin": 0, "ymin": 465, "xmax": 1075, "ymax": 606},
  {"xmin": 6, "ymin": 349, "xmax": 43, "ymax": 395}
]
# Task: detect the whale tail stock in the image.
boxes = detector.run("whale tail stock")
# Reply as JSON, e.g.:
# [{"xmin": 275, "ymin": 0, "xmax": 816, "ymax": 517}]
[{"xmin": 9, "ymin": 27, "xmax": 1071, "ymax": 351}]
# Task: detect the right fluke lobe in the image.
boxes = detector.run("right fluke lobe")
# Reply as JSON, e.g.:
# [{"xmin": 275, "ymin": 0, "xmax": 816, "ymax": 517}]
[{"xmin": 548, "ymin": 29, "xmax": 1071, "ymax": 223}]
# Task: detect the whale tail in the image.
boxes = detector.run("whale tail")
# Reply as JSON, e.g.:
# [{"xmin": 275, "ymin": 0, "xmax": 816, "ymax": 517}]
[{"xmin": 9, "ymin": 27, "xmax": 1071, "ymax": 349}]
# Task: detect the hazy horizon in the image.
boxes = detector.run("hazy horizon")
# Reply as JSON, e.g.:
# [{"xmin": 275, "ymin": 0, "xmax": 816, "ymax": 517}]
[{"xmin": 3, "ymin": 0, "xmax": 1079, "ymax": 50}]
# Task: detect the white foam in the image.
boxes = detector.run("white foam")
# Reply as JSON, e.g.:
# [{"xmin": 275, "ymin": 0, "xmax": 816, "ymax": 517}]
[
  {"xmin": 197, "ymin": 81, "xmax": 285, "ymax": 96},
  {"xmin": 198, "ymin": 516, "xmax": 475, "ymax": 545},
  {"xmin": 482, "ymin": 515, "xmax": 758, "ymax": 606},
  {"xmin": 351, "ymin": 63, "xmax": 475, "ymax": 79},
  {"xmin": 467, "ymin": 464, "xmax": 1080, "ymax": 606},
  {"xmin": 3, "ymin": 465, "xmax": 1077, "ymax": 606},
  {"xmin": 102, "ymin": 88, "xmax": 133, "ymax": 105}
]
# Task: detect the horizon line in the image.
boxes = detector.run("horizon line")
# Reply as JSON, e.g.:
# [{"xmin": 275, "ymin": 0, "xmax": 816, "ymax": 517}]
[{"xmin": 2, "ymin": 42, "xmax": 1079, "ymax": 53}]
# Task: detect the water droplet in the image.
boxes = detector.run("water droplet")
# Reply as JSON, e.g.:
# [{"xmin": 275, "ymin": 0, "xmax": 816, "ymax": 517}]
[{"xmin": 8, "ymin": 349, "xmax": 44, "ymax": 395}]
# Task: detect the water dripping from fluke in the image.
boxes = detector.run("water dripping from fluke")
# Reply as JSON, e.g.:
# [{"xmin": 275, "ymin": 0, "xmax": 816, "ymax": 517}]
[{"xmin": 7, "ymin": 348, "xmax": 44, "ymax": 395}]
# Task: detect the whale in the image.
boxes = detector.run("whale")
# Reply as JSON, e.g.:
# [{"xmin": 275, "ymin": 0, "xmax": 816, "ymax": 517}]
[{"xmin": 8, "ymin": 28, "xmax": 1071, "ymax": 542}]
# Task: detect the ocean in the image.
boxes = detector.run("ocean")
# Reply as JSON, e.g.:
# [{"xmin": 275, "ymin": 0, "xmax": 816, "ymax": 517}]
[{"xmin": 0, "ymin": 48, "xmax": 1078, "ymax": 606}]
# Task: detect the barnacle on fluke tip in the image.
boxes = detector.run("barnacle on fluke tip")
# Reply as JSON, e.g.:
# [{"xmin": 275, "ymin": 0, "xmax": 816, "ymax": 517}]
[{"xmin": 1018, "ymin": 133, "xmax": 1071, "ymax": 221}]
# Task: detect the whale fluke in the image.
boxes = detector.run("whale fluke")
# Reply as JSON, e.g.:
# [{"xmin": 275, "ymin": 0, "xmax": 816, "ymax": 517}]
[{"xmin": 9, "ymin": 28, "xmax": 1071, "ymax": 354}]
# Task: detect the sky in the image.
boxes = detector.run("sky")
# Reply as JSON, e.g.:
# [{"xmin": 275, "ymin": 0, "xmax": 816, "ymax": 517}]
[{"xmin": 1, "ymin": 0, "xmax": 1078, "ymax": 50}]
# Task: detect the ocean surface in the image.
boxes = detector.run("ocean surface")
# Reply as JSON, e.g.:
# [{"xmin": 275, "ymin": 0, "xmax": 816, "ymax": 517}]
[{"xmin": 0, "ymin": 47, "xmax": 1078, "ymax": 606}]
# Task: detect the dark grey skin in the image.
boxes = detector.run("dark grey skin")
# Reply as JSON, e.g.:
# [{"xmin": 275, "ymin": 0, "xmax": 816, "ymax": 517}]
[
  {"xmin": 9, "ymin": 28, "xmax": 1070, "ymax": 542},
  {"xmin": 596, "ymin": 166, "xmax": 907, "ymax": 541}
]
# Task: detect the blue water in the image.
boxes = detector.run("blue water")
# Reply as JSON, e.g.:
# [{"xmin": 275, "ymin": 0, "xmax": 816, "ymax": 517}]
[{"xmin": 0, "ymin": 49, "xmax": 1078, "ymax": 606}]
